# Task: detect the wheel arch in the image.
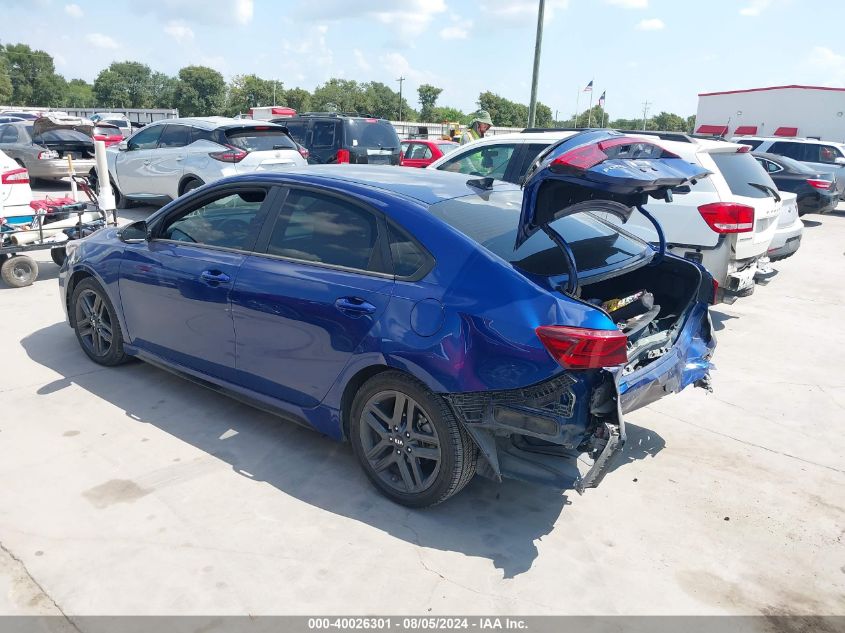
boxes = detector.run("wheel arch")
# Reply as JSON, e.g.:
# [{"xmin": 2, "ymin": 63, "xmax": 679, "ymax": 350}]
[{"xmin": 178, "ymin": 174, "xmax": 204, "ymax": 196}]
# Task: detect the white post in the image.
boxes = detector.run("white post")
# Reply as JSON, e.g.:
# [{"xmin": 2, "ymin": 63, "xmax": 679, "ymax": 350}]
[
  {"xmin": 67, "ymin": 155, "xmax": 78, "ymax": 202},
  {"xmin": 94, "ymin": 140, "xmax": 115, "ymax": 213}
]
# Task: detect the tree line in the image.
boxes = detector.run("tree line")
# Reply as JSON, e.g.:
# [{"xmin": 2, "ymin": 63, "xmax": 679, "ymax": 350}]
[{"xmin": 0, "ymin": 42, "xmax": 693, "ymax": 130}]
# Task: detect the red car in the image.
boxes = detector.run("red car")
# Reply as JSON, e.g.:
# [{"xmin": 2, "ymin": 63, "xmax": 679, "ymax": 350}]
[
  {"xmin": 400, "ymin": 139, "xmax": 458, "ymax": 168},
  {"xmin": 92, "ymin": 124, "xmax": 123, "ymax": 147}
]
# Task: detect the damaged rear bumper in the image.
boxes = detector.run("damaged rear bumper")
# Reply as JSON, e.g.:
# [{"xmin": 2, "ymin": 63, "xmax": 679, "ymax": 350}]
[{"xmin": 442, "ymin": 301, "xmax": 715, "ymax": 493}]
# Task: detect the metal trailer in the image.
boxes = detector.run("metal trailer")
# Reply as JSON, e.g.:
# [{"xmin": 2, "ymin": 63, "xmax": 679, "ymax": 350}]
[{"xmin": 0, "ymin": 176, "xmax": 116, "ymax": 288}]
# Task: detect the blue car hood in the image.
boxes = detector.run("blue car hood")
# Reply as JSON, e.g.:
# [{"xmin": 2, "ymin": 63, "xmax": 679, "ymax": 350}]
[{"xmin": 516, "ymin": 129, "xmax": 710, "ymax": 248}]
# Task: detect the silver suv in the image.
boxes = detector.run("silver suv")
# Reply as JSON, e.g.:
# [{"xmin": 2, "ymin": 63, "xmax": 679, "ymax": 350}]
[{"xmin": 98, "ymin": 117, "xmax": 307, "ymax": 208}]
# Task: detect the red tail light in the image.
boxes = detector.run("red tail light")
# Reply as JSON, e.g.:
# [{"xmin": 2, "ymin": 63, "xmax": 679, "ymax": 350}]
[
  {"xmin": 336, "ymin": 149, "xmax": 350, "ymax": 164},
  {"xmin": 698, "ymin": 202, "xmax": 755, "ymax": 233},
  {"xmin": 1, "ymin": 168, "xmax": 29, "ymax": 184},
  {"xmin": 551, "ymin": 137, "xmax": 677, "ymax": 171},
  {"xmin": 535, "ymin": 326, "xmax": 628, "ymax": 369},
  {"xmin": 736, "ymin": 145, "xmax": 750, "ymax": 153},
  {"xmin": 208, "ymin": 145, "xmax": 248, "ymax": 163},
  {"xmin": 297, "ymin": 145, "xmax": 309, "ymax": 160},
  {"xmin": 806, "ymin": 178, "xmax": 833, "ymax": 190}
]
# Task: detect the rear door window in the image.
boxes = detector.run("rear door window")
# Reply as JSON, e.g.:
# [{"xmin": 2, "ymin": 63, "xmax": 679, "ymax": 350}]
[
  {"xmin": 224, "ymin": 127, "xmax": 297, "ymax": 151},
  {"xmin": 266, "ymin": 190, "xmax": 388, "ymax": 273},
  {"xmin": 312, "ymin": 121, "xmax": 339, "ymax": 149},
  {"xmin": 283, "ymin": 120, "xmax": 307, "ymax": 145},
  {"xmin": 388, "ymin": 222, "xmax": 432, "ymax": 279},
  {"xmin": 157, "ymin": 124, "xmax": 191, "ymax": 148},
  {"xmin": 0, "ymin": 125, "xmax": 19, "ymax": 143},
  {"xmin": 711, "ymin": 152, "xmax": 778, "ymax": 199},
  {"xmin": 768, "ymin": 141, "xmax": 806, "ymax": 161}
]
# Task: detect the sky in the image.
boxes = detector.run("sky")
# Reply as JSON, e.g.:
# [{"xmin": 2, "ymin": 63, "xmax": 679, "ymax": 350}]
[{"xmin": 1, "ymin": 0, "xmax": 845, "ymax": 120}]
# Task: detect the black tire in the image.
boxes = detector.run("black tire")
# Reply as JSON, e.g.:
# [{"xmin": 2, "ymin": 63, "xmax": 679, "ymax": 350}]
[
  {"xmin": 350, "ymin": 371, "xmax": 477, "ymax": 507},
  {"xmin": 112, "ymin": 180, "xmax": 130, "ymax": 209},
  {"xmin": 181, "ymin": 178, "xmax": 203, "ymax": 196},
  {"xmin": 71, "ymin": 278, "xmax": 129, "ymax": 366},
  {"xmin": 1, "ymin": 255, "xmax": 38, "ymax": 288},
  {"xmin": 51, "ymin": 247, "xmax": 67, "ymax": 267}
]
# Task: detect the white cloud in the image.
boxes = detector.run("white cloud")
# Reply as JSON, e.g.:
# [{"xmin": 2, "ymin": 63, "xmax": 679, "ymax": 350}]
[
  {"xmin": 64, "ymin": 3, "xmax": 83, "ymax": 17},
  {"xmin": 353, "ymin": 49, "xmax": 371, "ymax": 71},
  {"xmin": 739, "ymin": 0, "xmax": 772, "ymax": 16},
  {"xmin": 372, "ymin": 0, "xmax": 447, "ymax": 37},
  {"xmin": 635, "ymin": 18, "xmax": 664, "ymax": 30},
  {"xmin": 605, "ymin": 0, "xmax": 647, "ymax": 8},
  {"xmin": 235, "ymin": 0, "xmax": 253, "ymax": 24},
  {"xmin": 164, "ymin": 21, "xmax": 194, "ymax": 43},
  {"xmin": 480, "ymin": 0, "xmax": 568, "ymax": 22},
  {"xmin": 809, "ymin": 46, "xmax": 845, "ymax": 69},
  {"xmin": 295, "ymin": 0, "xmax": 446, "ymax": 38},
  {"xmin": 86, "ymin": 33, "xmax": 119, "ymax": 49},
  {"xmin": 378, "ymin": 52, "xmax": 433, "ymax": 84},
  {"xmin": 440, "ymin": 25, "xmax": 470, "ymax": 40}
]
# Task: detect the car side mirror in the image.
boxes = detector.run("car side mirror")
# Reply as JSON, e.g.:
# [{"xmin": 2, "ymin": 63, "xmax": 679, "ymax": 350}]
[
  {"xmin": 835, "ymin": 156, "xmax": 845, "ymax": 166},
  {"xmin": 117, "ymin": 140, "xmax": 129, "ymax": 151},
  {"xmin": 118, "ymin": 220, "xmax": 148, "ymax": 243}
]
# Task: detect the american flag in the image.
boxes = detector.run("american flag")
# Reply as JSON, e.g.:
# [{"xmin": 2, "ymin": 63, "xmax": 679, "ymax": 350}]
[
  {"xmin": 598, "ymin": 91, "xmax": 606, "ymax": 107},
  {"xmin": 583, "ymin": 80, "xmax": 593, "ymax": 93}
]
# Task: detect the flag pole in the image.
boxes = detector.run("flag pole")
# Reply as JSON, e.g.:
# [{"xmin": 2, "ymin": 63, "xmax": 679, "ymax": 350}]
[
  {"xmin": 587, "ymin": 80, "xmax": 594, "ymax": 127},
  {"xmin": 574, "ymin": 87, "xmax": 580, "ymax": 128},
  {"xmin": 601, "ymin": 92, "xmax": 607, "ymax": 127}
]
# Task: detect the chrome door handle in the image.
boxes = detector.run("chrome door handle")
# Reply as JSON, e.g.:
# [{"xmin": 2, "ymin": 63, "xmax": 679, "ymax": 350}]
[
  {"xmin": 335, "ymin": 296, "xmax": 376, "ymax": 316},
  {"xmin": 200, "ymin": 270, "xmax": 231, "ymax": 285}
]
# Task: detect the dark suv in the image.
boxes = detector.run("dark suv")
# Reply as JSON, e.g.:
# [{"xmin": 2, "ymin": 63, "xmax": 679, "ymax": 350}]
[{"xmin": 271, "ymin": 113, "xmax": 401, "ymax": 166}]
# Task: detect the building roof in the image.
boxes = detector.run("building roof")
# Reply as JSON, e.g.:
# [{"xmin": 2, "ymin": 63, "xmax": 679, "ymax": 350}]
[{"xmin": 699, "ymin": 85, "xmax": 845, "ymax": 97}]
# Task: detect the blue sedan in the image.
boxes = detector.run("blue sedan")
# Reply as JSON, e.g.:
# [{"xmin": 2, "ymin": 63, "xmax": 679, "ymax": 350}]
[{"xmin": 60, "ymin": 131, "xmax": 716, "ymax": 507}]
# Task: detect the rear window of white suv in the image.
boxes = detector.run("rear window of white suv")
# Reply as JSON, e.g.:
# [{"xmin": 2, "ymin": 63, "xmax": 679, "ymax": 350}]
[
  {"xmin": 225, "ymin": 127, "xmax": 297, "ymax": 151},
  {"xmin": 711, "ymin": 152, "xmax": 777, "ymax": 199}
]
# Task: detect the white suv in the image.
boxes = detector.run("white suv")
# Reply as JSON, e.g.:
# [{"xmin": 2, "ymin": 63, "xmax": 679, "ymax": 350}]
[
  {"xmin": 731, "ymin": 136, "xmax": 845, "ymax": 198},
  {"xmin": 97, "ymin": 117, "xmax": 307, "ymax": 208},
  {"xmin": 428, "ymin": 130, "xmax": 782, "ymax": 301}
]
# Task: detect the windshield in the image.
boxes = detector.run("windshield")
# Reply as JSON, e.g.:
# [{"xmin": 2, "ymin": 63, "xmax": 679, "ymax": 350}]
[
  {"xmin": 437, "ymin": 143, "xmax": 458, "ymax": 155},
  {"xmin": 711, "ymin": 152, "xmax": 778, "ymax": 199},
  {"xmin": 103, "ymin": 119, "xmax": 129, "ymax": 128},
  {"xmin": 225, "ymin": 128, "xmax": 297, "ymax": 151},
  {"xmin": 429, "ymin": 190, "xmax": 648, "ymax": 277},
  {"xmin": 346, "ymin": 120, "xmax": 399, "ymax": 149}
]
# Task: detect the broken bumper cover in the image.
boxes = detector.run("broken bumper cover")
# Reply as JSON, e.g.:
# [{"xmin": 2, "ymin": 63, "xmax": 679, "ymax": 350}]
[{"xmin": 443, "ymin": 371, "xmax": 626, "ymax": 494}]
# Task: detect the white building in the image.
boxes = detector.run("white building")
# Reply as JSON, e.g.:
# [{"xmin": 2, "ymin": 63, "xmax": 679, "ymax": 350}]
[{"xmin": 695, "ymin": 85, "xmax": 845, "ymax": 142}]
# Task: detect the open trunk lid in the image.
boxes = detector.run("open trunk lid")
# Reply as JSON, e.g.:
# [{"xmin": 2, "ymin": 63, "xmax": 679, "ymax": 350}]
[{"xmin": 32, "ymin": 115, "xmax": 93, "ymax": 137}]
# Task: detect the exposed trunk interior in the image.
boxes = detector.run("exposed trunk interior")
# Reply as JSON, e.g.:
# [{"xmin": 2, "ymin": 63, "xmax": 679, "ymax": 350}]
[
  {"xmin": 39, "ymin": 140, "xmax": 95, "ymax": 160},
  {"xmin": 581, "ymin": 256, "xmax": 702, "ymax": 373}
]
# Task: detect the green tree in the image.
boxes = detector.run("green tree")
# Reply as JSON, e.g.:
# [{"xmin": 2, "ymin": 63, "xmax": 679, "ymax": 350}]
[
  {"xmin": 477, "ymin": 91, "xmax": 534, "ymax": 127},
  {"xmin": 173, "ymin": 65, "xmax": 226, "ymax": 117},
  {"xmin": 651, "ymin": 111, "xmax": 687, "ymax": 132},
  {"xmin": 93, "ymin": 61, "xmax": 153, "ymax": 108},
  {"xmin": 149, "ymin": 72, "xmax": 178, "ymax": 109},
  {"xmin": 430, "ymin": 106, "xmax": 468, "ymax": 124},
  {"xmin": 0, "ymin": 52, "xmax": 12, "ymax": 104},
  {"xmin": 312, "ymin": 78, "xmax": 365, "ymax": 113},
  {"xmin": 417, "ymin": 83, "xmax": 442, "ymax": 121},
  {"xmin": 283, "ymin": 87, "xmax": 311, "ymax": 113},
  {"xmin": 686, "ymin": 114, "xmax": 696, "ymax": 133},
  {"xmin": 360, "ymin": 81, "xmax": 415, "ymax": 120},
  {"xmin": 2, "ymin": 43, "xmax": 57, "ymax": 105},
  {"xmin": 64, "ymin": 78, "xmax": 94, "ymax": 108},
  {"xmin": 535, "ymin": 102, "xmax": 553, "ymax": 127},
  {"xmin": 226, "ymin": 74, "xmax": 280, "ymax": 116}
]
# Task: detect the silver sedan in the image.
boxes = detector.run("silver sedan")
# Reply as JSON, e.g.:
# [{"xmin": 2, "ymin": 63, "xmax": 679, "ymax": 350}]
[{"xmin": 0, "ymin": 119, "xmax": 96, "ymax": 181}]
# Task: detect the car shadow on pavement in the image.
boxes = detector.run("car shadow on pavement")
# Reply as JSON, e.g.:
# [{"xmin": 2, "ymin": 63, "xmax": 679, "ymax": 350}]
[
  {"xmin": 709, "ymin": 309, "xmax": 737, "ymax": 332},
  {"xmin": 22, "ymin": 322, "xmax": 662, "ymax": 578},
  {"xmin": 801, "ymin": 218, "xmax": 822, "ymax": 228}
]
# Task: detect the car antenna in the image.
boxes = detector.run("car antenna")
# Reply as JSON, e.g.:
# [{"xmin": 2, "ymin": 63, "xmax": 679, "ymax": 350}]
[{"xmin": 466, "ymin": 177, "xmax": 495, "ymax": 190}]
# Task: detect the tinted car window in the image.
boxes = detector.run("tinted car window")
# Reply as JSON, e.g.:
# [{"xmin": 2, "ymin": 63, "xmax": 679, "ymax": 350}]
[
  {"xmin": 128, "ymin": 125, "xmax": 163, "ymax": 150},
  {"xmin": 711, "ymin": 152, "xmax": 778, "ymax": 199},
  {"xmin": 437, "ymin": 144, "xmax": 518, "ymax": 181},
  {"xmin": 388, "ymin": 222, "xmax": 430, "ymax": 279},
  {"xmin": 768, "ymin": 141, "xmax": 805, "ymax": 161},
  {"xmin": 160, "ymin": 190, "xmax": 266, "ymax": 250},
  {"xmin": 346, "ymin": 120, "xmax": 399, "ymax": 149},
  {"xmin": 266, "ymin": 190, "xmax": 383, "ymax": 272},
  {"xmin": 0, "ymin": 125, "xmax": 19, "ymax": 143},
  {"xmin": 157, "ymin": 124, "xmax": 191, "ymax": 148},
  {"xmin": 437, "ymin": 143, "xmax": 458, "ymax": 155},
  {"xmin": 224, "ymin": 127, "xmax": 297, "ymax": 151},
  {"xmin": 283, "ymin": 120, "xmax": 307, "ymax": 145},
  {"xmin": 406, "ymin": 143, "xmax": 431, "ymax": 160},
  {"xmin": 758, "ymin": 154, "xmax": 815, "ymax": 174},
  {"xmin": 34, "ymin": 130, "xmax": 92, "ymax": 143},
  {"xmin": 736, "ymin": 139, "xmax": 763, "ymax": 150},
  {"xmin": 103, "ymin": 119, "xmax": 130, "ymax": 129},
  {"xmin": 312, "ymin": 121, "xmax": 338, "ymax": 149},
  {"xmin": 429, "ymin": 191, "xmax": 648, "ymax": 276},
  {"xmin": 819, "ymin": 145, "xmax": 843, "ymax": 164},
  {"xmin": 191, "ymin": 127, "xmax": 213, "ymax": 144},
  {"xmin": 94, "ymin": 126, "xmax": 121, "ymax": 137}
]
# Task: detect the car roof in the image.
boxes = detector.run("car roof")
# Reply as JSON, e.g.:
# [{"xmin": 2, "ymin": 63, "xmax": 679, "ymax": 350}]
[
  {"xmin": 735, "ymin": 135, "xmax": 845, "ymax": 147},
  {"xmin": 145, "ymin": 116, "xmax": 283, "ymax": 131},
  {"xmin": 231, "ymin": 165, "xmax": 520, "ymax": 205}
]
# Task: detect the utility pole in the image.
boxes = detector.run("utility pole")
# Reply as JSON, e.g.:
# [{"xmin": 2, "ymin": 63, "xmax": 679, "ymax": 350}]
[
  {"xmin": 397, "ymin": 76, "xmax": 406, "ymax": 121},
  {"xmin": 527, "ymin": 0, "xmax": 546, "ymax": 128},
  {"xmin": 273, "ymin": 81, "xmax": 277, "ymax": 106},
  {"xmin": 641, "ymin": 100, "xmax": 652, "ymax": 130}
]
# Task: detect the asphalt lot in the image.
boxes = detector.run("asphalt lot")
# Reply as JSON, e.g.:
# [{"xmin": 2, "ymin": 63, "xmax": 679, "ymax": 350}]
[{"xmin": 0, "ymin": 182, "xmax": 843, "ymax": 618}]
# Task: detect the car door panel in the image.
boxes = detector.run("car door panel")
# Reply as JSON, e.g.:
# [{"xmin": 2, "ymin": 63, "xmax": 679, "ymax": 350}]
[
  {"xmin": 114, "ymin": 125, "xmax": 163, "ymax": 196},
  {"xmin": 147, "ymin": 124, "xmax": 191, "ymax": 197}
]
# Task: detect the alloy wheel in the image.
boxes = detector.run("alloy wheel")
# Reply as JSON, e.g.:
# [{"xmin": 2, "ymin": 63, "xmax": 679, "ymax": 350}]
[
  {"xmin": 359, "ymin": 390, "xmax": 442, "ymax": 494},
  {"xmin": 74, "ymin": 289, "xmax": 114, "ymax": 358}
]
